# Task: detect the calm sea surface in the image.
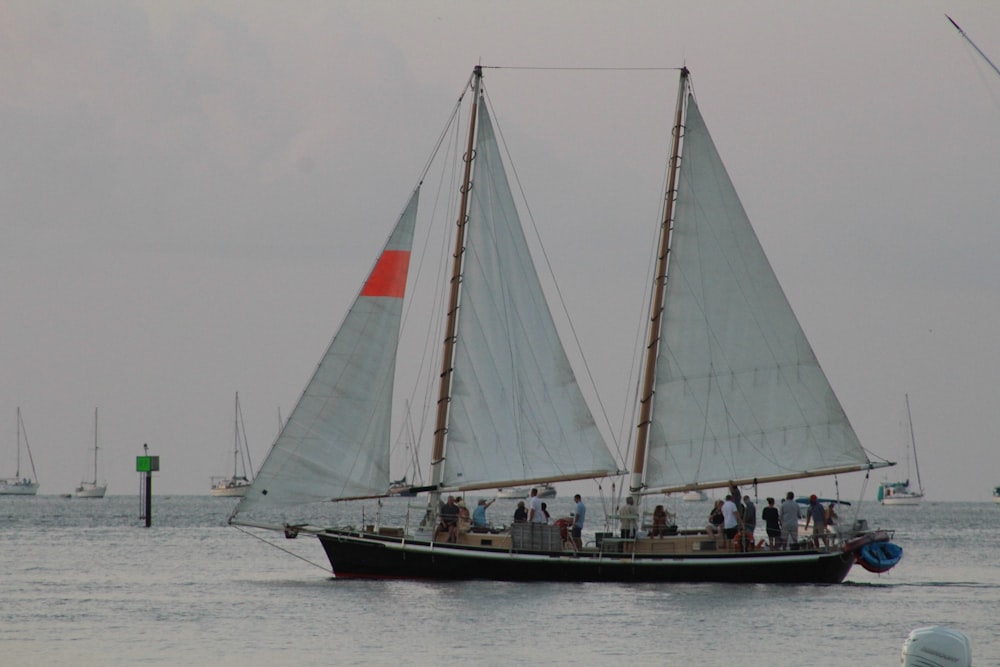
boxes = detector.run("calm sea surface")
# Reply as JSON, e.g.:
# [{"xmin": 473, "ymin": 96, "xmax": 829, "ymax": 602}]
[{"xmin": 1, "ymin": 495, "xmax": 996, "ymax": 666}]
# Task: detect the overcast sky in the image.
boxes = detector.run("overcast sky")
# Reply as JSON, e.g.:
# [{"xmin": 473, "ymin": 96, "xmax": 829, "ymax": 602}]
[{"xmin": 2, "ymin": 1, "xmax": 998, "ymax": 501}]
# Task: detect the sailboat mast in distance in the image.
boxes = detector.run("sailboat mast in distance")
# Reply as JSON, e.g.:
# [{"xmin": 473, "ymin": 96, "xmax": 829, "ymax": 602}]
[{"xmin": 904, "ymin": 394, "xmax": 924, "ymax": 496}]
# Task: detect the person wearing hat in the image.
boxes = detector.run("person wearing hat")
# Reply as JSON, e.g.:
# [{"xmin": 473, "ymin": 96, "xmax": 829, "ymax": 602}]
[
  {"xmin": 472, "ymin": 497, "xmax": 495, "ymax": 531},
  {"xmin": 803, "ymin": 494, "xmax": 828, "ymax": 548}
]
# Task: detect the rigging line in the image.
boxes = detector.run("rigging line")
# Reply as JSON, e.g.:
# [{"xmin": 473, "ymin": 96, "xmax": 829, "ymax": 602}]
[
  {"xmin": 481, "ymin": 66, "xmax": 683, "ymax": 72},
  {"xmin": 231, "ymin": 524, "xmax": 333, "ymax": 573},
  {"xmin": 947, "ymin": 15, "xmax": 1000, "ymax": 114},
  {"xmin": 947, "ymin": 15, "xmax": 1000, "ymax": 80},
  {"xmin": 415, "ymin": 73, "xmax": 476, "ymax": 186},
  {"xmin": 479, "ymin": 84, "xmax": 621, "ymax": 455},
  {"xmin": 396, "ymin": 103, "xmax": 463, "ymax": 465}
]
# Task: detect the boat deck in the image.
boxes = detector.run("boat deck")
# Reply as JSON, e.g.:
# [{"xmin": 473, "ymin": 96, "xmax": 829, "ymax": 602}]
[{"xmin": 407, "ymin": 523, "xmax": 835, "ymax": 556}]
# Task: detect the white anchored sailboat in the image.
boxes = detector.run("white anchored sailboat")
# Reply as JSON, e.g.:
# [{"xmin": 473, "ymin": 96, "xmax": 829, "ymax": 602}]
[
  {"xmin": 0, "ymin": 408, "xmax": 39, "ymax": 496},
  {"xmin": 231, "ymin": 66, "xmax": 897, "ymax": 583},
  {"xmin": 878, "ymin": 395, "xmax": 924, "ymax": 506},
  {"xmin": 211, "ymin": 392, "xmax": 254, "ymax": 497},
  {"xmin": 74, "ymin": 408, "xmax": 107, "ymax": 498}
]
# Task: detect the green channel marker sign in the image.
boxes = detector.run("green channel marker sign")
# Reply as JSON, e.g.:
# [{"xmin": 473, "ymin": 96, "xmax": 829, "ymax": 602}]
[{"xmin": 136, "ymin": 456, "xmax": 160, "ymax": 472}]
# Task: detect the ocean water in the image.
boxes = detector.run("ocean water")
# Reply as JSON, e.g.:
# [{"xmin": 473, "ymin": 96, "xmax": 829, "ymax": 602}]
[{"xmin": 1, "ymin": 495, "xmax": 996, "ymax": 666}]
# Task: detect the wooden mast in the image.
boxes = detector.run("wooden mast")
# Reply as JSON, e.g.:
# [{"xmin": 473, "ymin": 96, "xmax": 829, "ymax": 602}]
[
  {"xmin": 429, "ymin": 66, "xmax": 482, "ymax": 494},
  {"xmin": 630, "ymin": 67, "xmax": 689, "ymax": 497}
]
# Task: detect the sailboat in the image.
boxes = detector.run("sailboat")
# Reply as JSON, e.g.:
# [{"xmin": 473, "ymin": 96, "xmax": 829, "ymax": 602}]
[
  {"xmin": 0, "ymin": 408, "xmax": 39, "ymax": 496},
  {"xmin": 210, "ymin": 392, "xmax": 254, "ymax": 497},
  {"xmin": 878, "ymin": 395, "xmax": 924, "ymax": 506},
  {"xmin": 230, "ymin": 66, "xmax": 899, "ymax": 583},
  {"xmin": 74, "ymin": 408, "xmax": 107, "ymax": 498}
]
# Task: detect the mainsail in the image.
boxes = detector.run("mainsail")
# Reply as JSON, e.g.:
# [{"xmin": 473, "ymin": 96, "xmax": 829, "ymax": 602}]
[
  {"xmin": 235, "ymin": 190, "xmax": 418, "ymax": 513},
  {"xmin": 643, "ymin": 93, "xmax": 876, "ymax": 493},
  {"xmin": 441, "ymin": 103, "xmax": 618, "ymax": 489}
]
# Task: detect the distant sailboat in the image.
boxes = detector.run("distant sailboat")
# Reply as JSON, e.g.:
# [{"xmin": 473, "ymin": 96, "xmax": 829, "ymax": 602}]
[
  {"xmin": 74, "ymin": 408, "xmax": 107, "ymax": 498},
  {"xmin": 495, "ymin": 487, "xmax": 529, "ymax": 499},
  {"xmin": 0, "ymin": 408, "xmax": 39, "ymax": 496},
  {"xmin": 878, "ymin": 395, "xmax": 924, "ymax": 506},
  {"xmin": 211, "ymin": 393, "xmax": 254, "ymax": 497}
]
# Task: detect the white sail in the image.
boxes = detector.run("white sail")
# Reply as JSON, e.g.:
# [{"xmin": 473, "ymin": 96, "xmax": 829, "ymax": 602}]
[
  {"xmin": 643, "ymin": 95, "xmax": 871, "ymax": 493},
  {"xmin": 441, "ymin": 103, "xmax": 618, "ymax": 489},
  {"xmin": 235, "ymin": 190, "xmax": 418, "ymax": 512}
]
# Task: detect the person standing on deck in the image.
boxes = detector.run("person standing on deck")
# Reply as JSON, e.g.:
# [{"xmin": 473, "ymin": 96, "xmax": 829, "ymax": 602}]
[
  {"xmin": 761, "ymin": 497, "xmax": 781, "ymax": 549},
  {"xmin": 571, "ymin": 494, "xmax": 586, "ymax": 550},
  {"xmin": 804, "ymin": 494, "xmax": 829, "ymax": 548},
  {"xmin": 527, "ymin": 488, "xmax": 546, "ymax": 524},
  {"xmin": 779, "ymin": 491, "xmax": 800, "ymax": 549},
  {"xmin": 721, "ymin": 494, "xmax": 740, "ymax": 548},
  {"xmin": 741, "ymin": 495, "xmax": 757, "ymax": 543},
  {"xmin": 618, "ymin": 496, "xmax": 639, "ymax": 539}
]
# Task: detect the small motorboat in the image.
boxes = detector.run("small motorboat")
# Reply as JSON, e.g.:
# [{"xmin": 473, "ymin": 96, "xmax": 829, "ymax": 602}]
[{"xmin": 901, "ymin": 625, "xmax": 971, "ymax": 667}]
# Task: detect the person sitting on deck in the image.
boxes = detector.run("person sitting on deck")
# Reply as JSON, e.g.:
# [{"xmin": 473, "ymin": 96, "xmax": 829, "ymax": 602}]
[
  {"xmin": 436, "ymin": 495, "xmax": 459, "ymax": 543},
  {"xmin": 456, "ymin": 499, "xmax": 472, "ymax": 533},
  {"xmin": 472, "ymin": 498, "xmax": 495, "ymax": 531},
  {"xmin": 706, "ymin": 500, "xmax": 724, "ymax": 545},
  {"xmin": 650, "ymin": 504, "xmax": 672, "ymax": 538}
]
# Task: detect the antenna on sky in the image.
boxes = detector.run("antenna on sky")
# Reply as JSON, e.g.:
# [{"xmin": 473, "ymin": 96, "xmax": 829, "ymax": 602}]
[{"xmin": 947, "ymin": 14, "xmax": 1000, "ymax": 80}]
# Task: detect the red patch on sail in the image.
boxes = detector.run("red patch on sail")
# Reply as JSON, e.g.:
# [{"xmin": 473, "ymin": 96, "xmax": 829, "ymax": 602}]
[{"xmin": 361, "ymin": 250, "xmax": 410, "ymax": 298}]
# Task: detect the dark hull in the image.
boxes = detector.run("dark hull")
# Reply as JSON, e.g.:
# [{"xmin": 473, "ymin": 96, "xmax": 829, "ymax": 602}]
[{"xmin": 317, "ymin": 530, "xmax": 857, "ymax": 583}]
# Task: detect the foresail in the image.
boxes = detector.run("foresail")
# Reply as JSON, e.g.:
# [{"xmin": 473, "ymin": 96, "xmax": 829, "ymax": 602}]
[
  {"xmin": 442, "ymin": 104, "xmax": 618, "ymax": 489},
  {"xmin": 234, "ymin": 190, "xmax": 418, "ymax": 514},
  {"xmin": 643, "ymin": 96, "xmax": 871, "ymax": 493}
]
